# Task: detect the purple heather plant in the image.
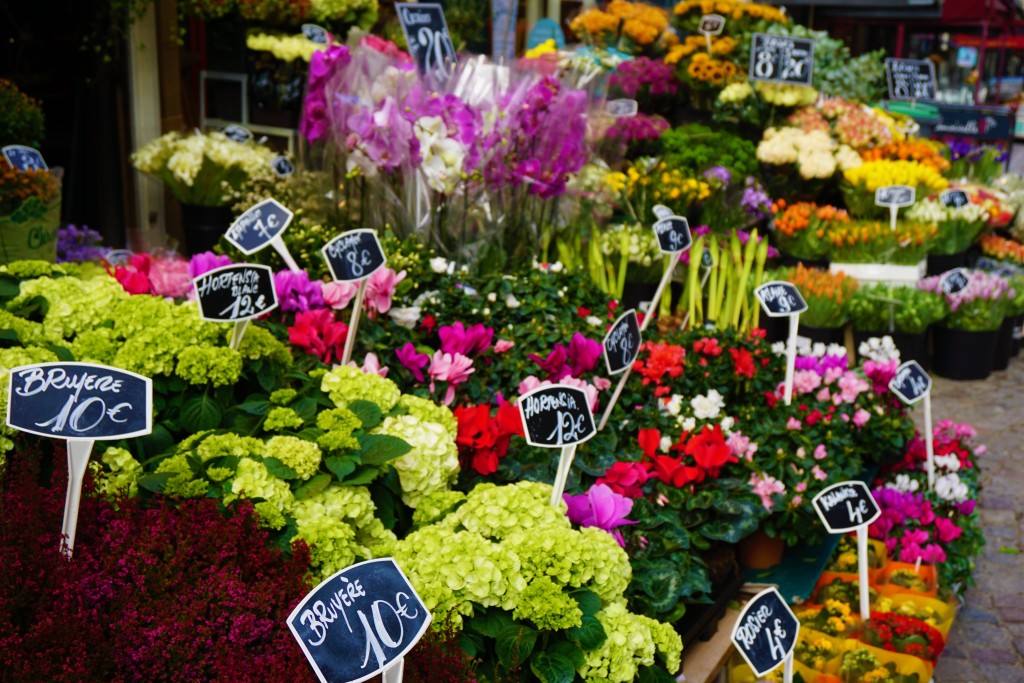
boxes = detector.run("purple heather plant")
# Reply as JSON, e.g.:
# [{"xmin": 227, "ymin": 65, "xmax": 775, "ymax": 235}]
[{"xmin": 56, "ymin": 224, "xmax": 105, "ymax": 263}]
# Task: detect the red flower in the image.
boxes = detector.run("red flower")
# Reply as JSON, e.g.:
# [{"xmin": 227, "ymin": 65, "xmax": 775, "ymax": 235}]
[
  {"xmin": 420, "ymin": 314, "xmax": 437, "ymax": 334},
  {"xmin": 597, "ymin": 461, "xmax": 651, "ymax": 498},
  {"xmin": 577, "ymin": 306, "xmax": 592, "ymax": 317},
  {"xmin": 288, "ymin": 309, "xmax": 348, "ymax": 364},
  {"xmin": 729, "ymin": 347, "xmax": 756, "ymax": 378},
  {"xmin": 693, "ymin": 337, "xmax": 722, "ymax": 356},
  {"xmin": 764, "ymin": 390, "xmax": 779, "ymax": 408},
  {"xmin": 633, "ymin": 341, "xmax": 685, "ymax": 388},
  {"xmin": 805, "ymin": 409, "xmax": 824, "ymax": 426},
  {"xmin": 684, "ymin": 425, "xmax": 735, "ymax": 473},
  {"xmin": 453, "ymin": 402, "xmax": 523, "ymax": 476},
  {"xmin": 637, "ymin": 428, "xmax": 661, "ymax": 458}
]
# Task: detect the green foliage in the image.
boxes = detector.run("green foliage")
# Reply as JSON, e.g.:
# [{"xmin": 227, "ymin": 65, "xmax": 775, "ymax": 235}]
[
  {"xmin": 656, "ymin": 123, "xmax": 759, "ymax": 179},
  {"xmin": 849, "ymin": 285, "xmax": 948, "ymax": 334},
  {"xmin": 0, "ymin": 80, "xmax": 45, "ymax": 148}
]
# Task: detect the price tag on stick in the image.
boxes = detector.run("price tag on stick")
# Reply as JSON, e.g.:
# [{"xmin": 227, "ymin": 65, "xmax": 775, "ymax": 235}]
[
  {"xmin": 193, "ymin": 263, "xmax": 279, "ymax": 350},
  {"xmin": 731, "ymin": 587, "xmax": 799, "ymax": 681},
  {"xmin": 288, "ymin": 558, "xmax": 431, "ymax": 683},
  {"xmin": 812, "ymin": 481, "xmax": 882, "ymax": 620},
  {"xmin": 226, "ymin": 198, "xmax": 301, "ymax": 272},
  {"xmin": 1, "ymin": 144, "xmax": 48, "ymax": 171},
  {"xmin": 749, "ymin": 33, "xmax": 814, "ymax": 86},
  {"xmin": 271, "ymin": 156, "xmax": 295, "ymax": 178},
  {"xmin": 875, "ymin": 185, "xmax": 915, "ymax": 231},
  {"xmin": 322, "ymin": 229, "xmax": 388, "ymax": 366},
  {"xmin": 698, "ymin": 13, "xmax": 725, "ymax": 53},
  {"xmin": 302, "ymin": 23, "xmax": 330, "ymax": 45},
  {"xmin": 396, "ymin": 3, "xmax": 458, "ymax": 83},
  {"xmin": 939, "ymin": 267, "xmax": 971, "ymax": 295},
  {"xmin": 6, "ymin": 362, "xmax": 153, "ymax": 557},
  {"xmin": 222, "ymin": 124, "xmax": 254, "ymax": 144},
  {"xmin": 939, "ymin": 189, "xmax": 969, "ymax": 209},
  {"xmin": 518, "ymin": 384, "xmax": 597, "ymax": 506},
  {"xmin": 598, "ymin": 309, "xmax": 643, "ymax": 431},
  {"xmin": 888, "ymin": 360, "xmax": 937, "ymax": 491},
  {"xmin": 755, "ymin": 281, "xmax": 807, "ymax": 406}
]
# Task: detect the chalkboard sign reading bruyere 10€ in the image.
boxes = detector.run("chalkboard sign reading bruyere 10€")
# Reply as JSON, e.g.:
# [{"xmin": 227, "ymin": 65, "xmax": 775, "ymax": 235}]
[
  {"xmin": 731, "ymin": 587, "xmax": 799, "ymax": 678},
  {"xmin": 288, "ymin": 558, "xmax": 431, "ymax": 683}
]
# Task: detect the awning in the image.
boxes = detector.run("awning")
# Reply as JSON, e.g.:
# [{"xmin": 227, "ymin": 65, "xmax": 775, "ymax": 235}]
[{"xmin": 953, "ymin": 34, "xmax": 1024, "ymax": 50}]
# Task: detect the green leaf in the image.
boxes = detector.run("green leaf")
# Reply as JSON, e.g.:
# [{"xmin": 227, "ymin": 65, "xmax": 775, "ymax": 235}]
[
  {"xmin": 496, "ymin": 625, "xmax": 538, "ymax": 670},
  {"xmin": 292, "ymin": 397, "xmax": 318, "ymax": 421},
  {"xmin": 138, "ymin": 472, "xmax": 175, "ymax": 493},
  {"xmin": 547, "ymin": 640, "xmax": 586, "ymax": 669},
  {"xmin": 236, "ymin": 398, "xmax": 271, "ymax": 416},
  {"xmin": 570, "ymin": 589, "xmax": 602, "ymax": 619},
  {"xmin": 701, "ymin": 518, "xmax": 759, "ymax": 544},
  {"xmin": 566, "ymin": 615, "xmax": 606, "ymax": 651},
  {"xmin": 293, "ymin": 473, "xmax": 332, "ymax": 500},
  {"xmin": 348, "ymin": 400, "xmax": 382, "ymax": 430},
  {"xmin": 256, "ymin": 361, "xmax": 277, "ymax": 392},
  {"xmin": 459, "ymin": 631, "xmax": 485, "ymax": 658},
  {"xmin": 42, "ymin": 343, "xmax": 74, "ymax": 361},
  {"xmin": 264, "ymin": 456, "xmax": 299, "ymax": 480},
  {"xmin": 180, "ymin": 395, "xmax": 223, "ymax": 431},
  {"xmin": 340, "ymin": 468, "xmax": 380, "ymax": 486},
  {"xmin": 637, "ymin": 664, "xmax": 678, "ymax": 683},
  {"xmin": 358, "ymin": 434, "xmax": 412, "ymax": 466},
  {"xmin": 999, "ymin": 546, "xmax": 1021, "ymax": 555},
  {"xmin": 637, "ymin": 561, "xmax": 685, "ymax": 613},
  {"xmin": 0, "ymin": 275, "xmax": 20, "ymax": 299},
  {"xmin": 324, "ymin": 455, "xmax": 358, "ymax": 481},
  {"xmin": 530, "ymin": 653, "xmax": 576, "ymax": 683},
  {"xmin": 468, "ymin": 608, "xmax": 516, "ymax": 638}
]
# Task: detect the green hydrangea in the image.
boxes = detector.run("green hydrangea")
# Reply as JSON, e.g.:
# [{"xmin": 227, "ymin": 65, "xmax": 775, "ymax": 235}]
[
  {"xmin": 265, "ymin": 435, "xmax": 322, "ymax": 480},
  {"xmin": 0, "ymin": 310, "xmax": 47, "ymax": 346},
  {"xmin": 226, "ymin": 457, "xmax": 295, "ymax": 524},
  {"xmin": 397, "ymin": 395, "xmax": 457, "ymax": 439},
  {"xmin": 269, "ymin": 388, "xmax": 297, "ymax": 405},
  {"xmin": 321, "ymin": 365, "xmax": 401, "ymax": 412},
  {"xmin": 11, "ymin": 275, "xmax": 123, "ymax": 342},
  {"xmin": 316, "ymin": 407, "xmax": 361, "ymax": 453},
  {"xmin": 1, "ymin": 346, "xmax": 59, "ymax": 455},
  {"xmin": 578, "ymin": 601, "xmax": 682, "ymax": 681},
  {"xmin": 175, "ymin": 345, "xmax": 244, "ymax": 386},
  {"xmin": 264, "ymin": 406, "xmax": 304, "ymax": 432},
  {"xmin": 290, "ymin": 484, "xmax": 396, "ymax": 578},
  {"xmin": 154, "ymin": 453, "xmax": 210, "ymax": 498},
  {"xmin": 194, "ymin": 432, "xmax": 264, "ymax": 461},
  {"xmin": 90, "ymin": 446, "xmax": 143, "ymax": 498},
  {"xmin": 512, "ymin": 575, "xmax": 583, "ymax": 631},
  {"xmin": 2, "ymin": 260, "xmax": 68, "ymax": 279},
  {"xmin": 505, "ymin": 525, "xmax": 630, "ymax": 602},
  {"xmin": 412, "ymin": 489, "xmax": 467, "ymax": 528},
  {"xmin": 253, "ymin": 501, "xmax": 288, "ymax": 530},
  {"xmin": 236, "ymin": 325, "xmax": 293, "ymax": 365},
  {"xmin": 446, "ymin": 481, "xmax": 569, "ymax": 539},
  {"xmin": 67, "ymin": 327, "xmax": 119, "ymax": 364},
  {"xmin": 375, "ymin": 414, "xmax": 459, "ymax": 508}
]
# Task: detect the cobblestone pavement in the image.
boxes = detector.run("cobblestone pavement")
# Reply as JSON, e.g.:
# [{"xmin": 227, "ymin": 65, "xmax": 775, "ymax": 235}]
[{"xmin": 926, "ymin": 355, "xmax": 1024, "ymax": 682}]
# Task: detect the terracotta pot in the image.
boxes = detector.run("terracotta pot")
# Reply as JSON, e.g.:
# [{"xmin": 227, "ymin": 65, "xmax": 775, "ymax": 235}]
[{"xmin": 737, "ymin": 529, "xmax": 785, "ymax": 569}]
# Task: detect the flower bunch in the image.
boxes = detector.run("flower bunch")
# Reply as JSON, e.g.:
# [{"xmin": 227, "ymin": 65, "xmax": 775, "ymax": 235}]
[
  {"xmin": 0, "ymin": 161, "xmax": 60, "ymax": 215},
  {"xmin": 131, "ymin": 131, "xmax": 276, "ymax": 206},
  {"xmin": 571, "ymin": 1, "xmax": 676, "ymax": 56},
  {"xmin": 771, "ymin": 199, "xmax": 849, "ymax": 260},
  {"xmin": 564, "ymin": 483, "xmax": 637, "ymax": 546},
  {"xmin": 56, "ymin": 224, "xmax": 105, "ymax": 263},
  {"xmin": 664, "ymin": 34, "xmax": 738, "ymax": 66},
  {"xmin": 453, "ymin": 401, "xmax": 524, "ymax": 475},
  {"xmin": 841, "ymin": 160, "xmax": 948, "ymax": 218},
  {"xmin": 826, "ymin": 220, "xmax": 937, "ymax": 265},
  {"xmin": 672, "ymin": 0, "xmax": 788, "ymax": 33},
  {"xmin": 602, "ymin": 114, "xmax": 670, "ymax": 159},
  {"xmin": 757, "ymin": 127, "xmax": 862, "ymax": 182},
  {"xmin": 794, "ymin": 635, "xmax": 841, "ymax": 671},
  {"xmin": 109, "ymin": 252, "xmax": 193, "ymax": 298},
  {"xmin": 787, "ymin": 99, "xmax": 893, "ymax": 152},
  {"xmin": 246, "ymin": 31, "xmax": 328, "ymax": 62},
  {"xmin": 906, "ymin": 192, "xmax": 991, "ymax": 255},
  {"xmin": 681, "ymin": 52, "xmax": 741, "ymax": 89},
  {"xmin": 794, "ymin": 598, "xmax": 859, "ymax": 637},
  {"xmin": 861, "ymin": 138, "xmax": 950, "ymax": 173},
  {"xmin": 848, "ymin": 284, "xmax": 947, "ymax": 335},
  {"xmin": 754, "ymin": 82, "xmax": 818, "ymax": 107},
  {"xmin": 980, "ymin": 234, "xmax": 1024, "ymax": 266},
  {"xmin": 658, "ymin": 123, "xmax": 760, "ymax": 179},
  {"xmin": 918, "ymin": 269, "xmax": 1013, "ymax": 331},
  {"xmin": 858, "ymin": 612, "xmax": 945, "ymax": 663},
  {"xmin": 770, "ymin": 264, "xmax": 858, "ymax": 328},
  {"xmin": 839, "ymin": 647, "xmax": 922, "ymax": 683},
  {"xmin": 945, "ymin": 140, "xmax": 1008, "ymax": 183},
  {"xmin": 869, "ymin": 488, "xmax": 956, "ymax": 564}
]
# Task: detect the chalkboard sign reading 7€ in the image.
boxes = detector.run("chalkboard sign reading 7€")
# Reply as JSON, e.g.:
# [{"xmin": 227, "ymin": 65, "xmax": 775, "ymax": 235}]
[
  {"xmin": 322, "ymin": 229, "xmax": 387, "ymax": 282},
  {"xmin": 193, "ymin": 264, "xmax": 279, "ymax": 322},
  {"xmin": 812, "ymin": 480, "xmax": 881, "ymax": 534},
  {"xmin": 602, "ymin": 309, "xmax": 642, "ymax": 375},
  {"xmin": 288, "ymin": 558, "xmax": 431, "ymax": 683},
  {"xmin": 731, "ymin": 587, "xmax": 799, "ymax": 678},
  {"xmin": 518, "ymin": 384, "xmax": 596, "ymax": 448},
  {"xmin": 749, "ymin": 34, "xmax": 814, "ymax": 87},
  {"xmin": 226, "ymin": 198, "xmax": 294, "ymax": 254}
]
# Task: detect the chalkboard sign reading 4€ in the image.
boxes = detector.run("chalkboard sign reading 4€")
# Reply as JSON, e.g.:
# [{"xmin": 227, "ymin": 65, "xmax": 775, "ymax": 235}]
[
  {"xmin": 193, "ymin": 264, "xmax": 279, "ymax": 322},
  {"xmin": 749, "ymin": 34, "xmax": 814, "ymax": 87},
  {"xmin": 812, "ymin": 480, "xmax": 881, "ymax": 534},
  {"xmin": 288, "ymin": 558, "xmax": 431, "ymax": 683},
  {"xmin": 731, "ymin": 587, "xmax": 799, "ymax": 677},
  {"xmin": 652, "ymin": 215, "xmax": 692, "ymax": 254},
  {"xmin": 226, "ymin": 198, "xmax": 294, "ymax": 254},
  {"xmin": 754, "ymin": 281, "xmax": 808, "ymax": 317},
  {"xmin": 875, "ymin": 185, "xmax": 916, "ymax": 208},
  {"xmin": 6, "ymin": 362, "xmax": 153, "ymax": 440},
  {"xmin": 322, "ymin": 229, "xmax": 387, "ymax": 282},
  {"xmin": 518, "ymin": 384, "xmax": 597, "ymax": 448},
  {"xmin": 888, "ymin": 359, "xmax": 932, "ymax": 405},
  {"xmin": 603, "ymin": 309, "xmax": 642, "ymax": 375},
  {"xmin": 940, "ymin": 267, "xmax": 971, "ymax": 296}
]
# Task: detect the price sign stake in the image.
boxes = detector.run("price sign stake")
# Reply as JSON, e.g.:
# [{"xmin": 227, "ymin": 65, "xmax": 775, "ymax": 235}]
[
  {"xmin": 755, "ymin": 281, "xmax": 808, "ymax": 405},
  {"xmin": 889, "ymin": 360, "xmax": 937, "ymax": 491},
  {"xmin": 6, "ymin": 362, "xmax": 153, "ymax": 556},
  {"xmin": 302, "ymin": 23, "xmax": 330, "ymax": 45},
  {"xmin": 644, "ymin": 207, "xmax": 692, "ymax": 329},
  {"xmin": 885, "ymin": 58, "xmax": 937, "ymax": 102},
  {"xmin": 226, "ymin": 198, "xmax": 301, "ymax": 272},
  {"xmin": 288, "ymin": 558, "xmax": 431, "ymax": 683},
  {"xmin": 812, "ymin": 481, "xmax": 882, "ymax": 619},
  {"xmin": 875, "ymin": 185, "xmax": 915, "ymax": 231},
  {"xmin": 940, "ymin": 189, "xmax": 969, "ymax": 209},
  {"xmin": 731, "ymin": 587, "xmax": 799, "ymax": 683},
  {"xmin": 322, "ymin": 229, "xmax": 388, "ymax": 365},
  {"xmin": 750, "ymin": 33, "xmax": 814, "ymax": 86},
  {"xmin": 518, "ymin": 384, "xmax": 597, "ymax": 506},
  {"xmin": 222, "ymin": 124, "xmax": 254, "ymax": 144},
  {"xmin": 597, "ymin": 309, "xmax": 642, "ymax": 431},
  {"xmin": 698, "ymin": 13, "xmax": 725, "ymax": 53}
]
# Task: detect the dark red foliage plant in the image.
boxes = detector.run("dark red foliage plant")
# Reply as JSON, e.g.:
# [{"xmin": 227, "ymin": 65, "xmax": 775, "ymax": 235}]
[{"xmin": 0, "ymin": 443, "xmax": 317, "ymax": 683}]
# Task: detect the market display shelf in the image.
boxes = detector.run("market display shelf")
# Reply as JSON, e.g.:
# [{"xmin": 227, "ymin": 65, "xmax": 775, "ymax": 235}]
[{"xmin": 831, "ymin": 260, "xmax": 927, "ymax": 285}]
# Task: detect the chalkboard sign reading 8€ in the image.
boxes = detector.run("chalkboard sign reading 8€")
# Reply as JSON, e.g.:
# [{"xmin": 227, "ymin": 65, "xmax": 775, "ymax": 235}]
[
  {"xmin": 322, "ymin": 229, "xmax": 387, "ymax": 282},
  {"xmin": 288, "ymin": 558, "xmax": 431, "ymax": 683},
  {"xmin": 518, "ymin": 384, "xmax": 596, "ymax": 448}
]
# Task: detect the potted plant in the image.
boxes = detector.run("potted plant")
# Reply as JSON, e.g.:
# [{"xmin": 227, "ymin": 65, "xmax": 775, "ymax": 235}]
[
  {"xmin": 848, "ymin": 285, "xmax": 947, "ymax": 367},
  {"xmin": 918, "ymin": 270, "xmax": 1013, "ymax": 380},
  {"xmin": 770, "ymin": 199, "xmax": 848, "ymax": 265},
  {"xmin": 769, "ymin": 264, "xmax": 858, "ymax": 344},
  {"xmin": 826, "ymin": 219, "xmax": 937, "ymax": 267},
  {"xmin": 906, "ymin": 192, "xmax": 991, "ymax": 275},
  {"xmin": 840, "ymin": 159, "xmax": 948, "ymax": 220}
]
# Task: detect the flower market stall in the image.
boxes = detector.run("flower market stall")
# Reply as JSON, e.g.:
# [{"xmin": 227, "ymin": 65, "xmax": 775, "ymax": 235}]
[{"xmin": 2, "ymin": 1, "xmax": 1021, "ymax": 681}]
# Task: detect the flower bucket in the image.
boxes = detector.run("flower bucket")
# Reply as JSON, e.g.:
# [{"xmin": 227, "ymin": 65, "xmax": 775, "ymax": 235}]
[
  {"xmin": 736, "ymin": 528, "xmax": 784, "ymax": 569},
  {"xmin": 181, "ymin": 203, "xmax": 234, "ymax": 257},
  {"xmin": 993, "ymin": 315, "xmax": 1014, "ymax": 371},
  {"xmin": 925, "ymin": 250, "xmax": 968, "ymax": 277},
  {"xmin": 871, "ymin": 593, "xmax": 956, "ymax": 639},
  {"xmin": 932, "ymin": 326, "xmax": 998, "ymax": 380},
  {"xmin": 0, "ymin": 195, "xmax": 60, "ymax": 265},
  {"xmin": 837, "ymin": 640, "xmax": 934, "ymax": 683}
]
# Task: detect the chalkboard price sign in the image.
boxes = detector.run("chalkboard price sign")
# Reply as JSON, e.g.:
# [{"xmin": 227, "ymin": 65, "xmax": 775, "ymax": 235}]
[
  {"xmin": 885, "ymin": 58, "xmax": 937, "ymax": 101},
  {"xmin": 749, "ymin": 34, "xmax": 814, "ymax": 86},
  {"xmin": 194, "ymin": 264, "xmax": 279, "ymax": 322},
  {"xmin": 222, "ymin": 124, "xmax": 254, "ymax": 144},
  {"xmin": 754, "ymin": 281, "xmax": 808, "ymax": 317},
  {"xmin": 652, "ymin": 216, "xmax": 692, "ymax": 254},
  {"xmin": 302, "ymin": 23, "xmax": 330, "ymax": 44},
  {"xmin": 322, "ymin": 229, "xmax": 387, "ymax": 282},
  {"xmin": 603, "ymin": 309, "xmax": 642, "ymax": 375},
  {"xmin": 518, "ymin": 384, "xmax": 596, "ymax": 448},
  {"xmin": 271, "ymin": 156, "xmax": 295, "ymax": 177},
  {"xmin": 226, "ymin": 198, "xmax": 294, "ymax": 254},
  {"xmin": 812, "ymin": 480, "xmax": 881, "ymax": 534},
  {"xmin": 940, "ymin": 267, "xmax": 971, "ymax": 295},
  {"xmin": 875, "ymin": 185, "xmax": 916, "ymax": 208},
  {"xmin": 699, "ymin": 14, "xmax": 725, "ymax": 36},
  {"xmin": 939, "ymin": 189, "xmax": 969, "ymax": 209},
  {"xmin": 288, "ymin": 558, "xmax": 431, "ymax": 683},
  {"xmin": 1, "ymin": 144, "xmax": 48, "ymax": 171},
  {"xmin": 888, "ymin": 359, "xmax": 932, "ymax": 405},
  {"xmin": 396, "ymin": 3, "xmax": 457, "ymax": 82},
  {"xmin": 606, "ymin": 99, "xmax": 639, "ymax": 118},
  {"xmin": 731, "ymin": 587, "xmax": 799, "ymax": 677},
  {"xmin": 6, "ymin": 362, "xmax": 153, "ymax": 440}
]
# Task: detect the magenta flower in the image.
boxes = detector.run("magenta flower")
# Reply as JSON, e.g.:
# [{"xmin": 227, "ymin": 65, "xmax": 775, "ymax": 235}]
[
  {"xmin": 563, "ymin": 484, "xmax": 636, "ymax": 547},
  {"xmin": 188, "ymin": 251, "xmax": 232, "ymax": 279},
  {"xmin": 274, "ymin": 270, "xmax": 324, "ymax": 312},
  {"xmin": 934, "ymin": 517, "xmax": 963, "ymax": 543},
  {"xmin": 439, "ymin": 322, "xmax": 495, "ymax": 357},
  {"xmin": 567, "ymin": 333, "xmax": 602, "ymax": 376},
  {"xmin": 396, "ymin": 342, "xmax": 429, "ymax": 382},
  {"xmin": 528, "ymin": 345, "xmax": 570, "ymax": 381},
  {"xmin": 428, "ymin": 350, "xmax": 475, "ymax": 405}
]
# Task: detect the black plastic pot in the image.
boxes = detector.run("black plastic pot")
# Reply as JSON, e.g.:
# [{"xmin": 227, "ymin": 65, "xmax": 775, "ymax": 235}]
[
  {"xmin": 180, "ymin": 204, "xmax": 234, "ymax": 257},
  {"xmin": 853, "ymin": 330, "xmax": 929, "ymax": 368},
  {"xmin": 926, "ymin": 251, "xmax": 968, "ymax": 277},
  {"xmin": 932, "ymin": 326, "xmax": 999, "ymax": 380},
  {"xmin": 993, "ymin": 316, "xmax": 1014, "ymax": 371},
  {"xmin": 799, "ymin": 324, "xmax": 845, "ymax": 347},
  {"xmin": 1012, "ymin": 314, "xmax": 1023, "ymax": 357}
]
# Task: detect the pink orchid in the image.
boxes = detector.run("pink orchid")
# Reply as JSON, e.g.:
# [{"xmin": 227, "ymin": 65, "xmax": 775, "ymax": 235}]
[
  {"xmin": 322, "ymin": 280, "xmax": 359, "ymax": 309},
  {"xmin": 365, "ymin": 267, "xmax": 407, "ymax": 317},
  {"xmin": 428, "ymin": 350, "xmax": 474, "ymax": 405},
  {"xmin": 563, "ymin": 484, "xmax": 636, "ymax": 547},
  {"xmin": 396, "ymin": 343, "xmax": 430, "ymax": 382}
]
